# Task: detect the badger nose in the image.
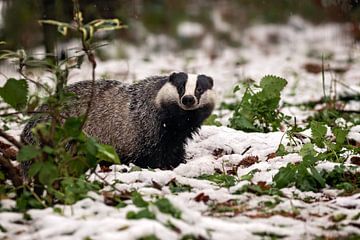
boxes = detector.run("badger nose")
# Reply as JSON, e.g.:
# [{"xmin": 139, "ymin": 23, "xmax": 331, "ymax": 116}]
[{"xmin": 181, "ymin": 95, "xmax": 196, "ymax": 107}]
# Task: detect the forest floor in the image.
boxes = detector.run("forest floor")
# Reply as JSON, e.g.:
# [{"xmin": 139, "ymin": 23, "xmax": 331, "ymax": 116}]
[{"xmin": 1, "ymin": 16, "xmax": 360, "ymax": 240}]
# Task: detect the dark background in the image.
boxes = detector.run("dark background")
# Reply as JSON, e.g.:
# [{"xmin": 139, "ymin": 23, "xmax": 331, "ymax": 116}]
[{"xmin": 0, "ymin": 0, "xmax": 359, "ymax": 54}]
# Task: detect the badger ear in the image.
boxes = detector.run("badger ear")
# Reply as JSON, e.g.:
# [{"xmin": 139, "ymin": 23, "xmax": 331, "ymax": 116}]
[
  {"xmin": 169, "ymin": 72, "xmax": 187, "ymax": 84},
  {"xmin": 207, "ymin": 76, "xmax": 214, "ymax": 88},
  {"xmin": 169, "ymin": 72, "xmax": 177, "ymax": 83},
  {"xmin": 198, "ymin": 75, "xmax": 214, "ymax": 89}
]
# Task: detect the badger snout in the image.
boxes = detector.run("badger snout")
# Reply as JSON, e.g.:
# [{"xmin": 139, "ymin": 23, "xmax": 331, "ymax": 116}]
[{"xmin": 181, "ymin": 95, "xmax": 196, "ymax": 107}]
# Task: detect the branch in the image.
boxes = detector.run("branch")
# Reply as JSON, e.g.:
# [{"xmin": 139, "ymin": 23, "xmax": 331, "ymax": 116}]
[
  {"xmin": 18, "ymin": 71, "xmax": 51, "ymax": 94},
  {"xmin": 0, "ymin": 155, "xmax": 23, "ymax": 187},
  {"xmin": 80, "ymin": 52, "xmax": 96, "ymax": 130},
  {"xmin": 0, "ymin": 129, "xmax": 23, "ymax": 149},
  {"xmin": 0, "ymin": 110, "xmax": 47, "ymax": 117}
]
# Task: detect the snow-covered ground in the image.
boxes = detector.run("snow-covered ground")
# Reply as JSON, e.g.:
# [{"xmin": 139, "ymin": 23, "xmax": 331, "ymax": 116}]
[{"xmin": 1, "ymin": 17, "xmax": 360, "ymax": 240}]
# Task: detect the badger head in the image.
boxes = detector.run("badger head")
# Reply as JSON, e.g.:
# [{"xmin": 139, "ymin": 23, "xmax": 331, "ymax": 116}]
[{"xmin": 156, "ymin": 72, "xmax": 215, "ymax": 110}]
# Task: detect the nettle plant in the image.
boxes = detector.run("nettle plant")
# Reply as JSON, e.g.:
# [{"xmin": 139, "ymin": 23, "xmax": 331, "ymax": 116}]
[
  {"xmin": 229, "ymin": 75, "xmax": 290, "ymax": 133},
  {"xmin": 0, "ymin": 2, "xmax": 125, "ymax": 210}
]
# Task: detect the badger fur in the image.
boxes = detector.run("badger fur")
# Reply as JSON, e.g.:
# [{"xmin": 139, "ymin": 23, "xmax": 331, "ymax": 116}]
[{"xmin": 21, "ymin": 72, "xmax": 215, "ymax": 169}]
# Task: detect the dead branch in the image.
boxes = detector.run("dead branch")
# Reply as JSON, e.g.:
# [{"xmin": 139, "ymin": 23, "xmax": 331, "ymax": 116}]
[
  {"xmin": 0, "ymin": 129, "xmax": 23, "ymax": 149},
  {"xmin": 0, "ymin": 155, "xmax": 23, "ymax": 187}
]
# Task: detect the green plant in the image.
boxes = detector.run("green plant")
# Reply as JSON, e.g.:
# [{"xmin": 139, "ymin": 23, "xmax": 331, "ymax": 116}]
[
  {"xmin": 198, "ymin": 173, "xmax": 236, "ymax": 188},
  {"xmin": 229, "ymin": 75, "xmax": 289, "ymax": 132},
  {"xmin": 154, "ymin": 197, "xmax": 181, "ymax": 219},
  {"xmin": 0, "ymin": 1, "xmax": 125, "ymax": 210}
]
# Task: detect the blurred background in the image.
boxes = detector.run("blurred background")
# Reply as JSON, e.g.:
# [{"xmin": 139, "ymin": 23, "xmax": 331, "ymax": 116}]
[
  {"xmin": 0, "ymin": 0, "xmax": 359, "ymax": 53},
  {"xmin": 0, "ymin": 0, "xmax": 359, "ymax": 110}
]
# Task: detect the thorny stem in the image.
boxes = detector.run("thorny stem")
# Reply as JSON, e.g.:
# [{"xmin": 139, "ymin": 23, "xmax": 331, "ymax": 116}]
[{"xmin": 72, "ymin": 0, "xmax": 97, "ymax": 130}]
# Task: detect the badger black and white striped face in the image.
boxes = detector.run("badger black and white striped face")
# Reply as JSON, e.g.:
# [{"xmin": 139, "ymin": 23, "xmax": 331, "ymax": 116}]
[{"xmin": 155, "ymin": 72, "xmax": 215, "ymax": 110}]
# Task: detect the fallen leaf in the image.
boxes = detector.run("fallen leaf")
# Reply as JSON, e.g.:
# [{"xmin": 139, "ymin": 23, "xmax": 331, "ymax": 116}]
[
  {"xmin": 238, "ymin": 156, "xmax": 259, "ymax": 167},
  {"xmin": 194, "ymin": 192, "xmax": 210, "ymax": 203}
]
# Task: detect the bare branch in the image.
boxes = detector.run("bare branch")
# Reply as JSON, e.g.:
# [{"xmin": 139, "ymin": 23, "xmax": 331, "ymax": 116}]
[
  {"xmin": 0, "ymin": 110, "xmax": 47, "ymax": 117},
  {"xmin": 0, "ymin": 155, "xmax": 23, "ymax": 187},
  {"xmin": 0, "ymin": 128, "xmax": 23, "ymax": 149}
]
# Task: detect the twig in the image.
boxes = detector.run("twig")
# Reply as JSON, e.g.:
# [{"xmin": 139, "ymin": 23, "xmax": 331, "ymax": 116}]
[
  {"xmin": 93, "ymin": 171, "xmax": 123, "ymax": 193},
  {"xmin": 25, "ymin": 184, "xmax": 47, "ymax": 208},
  {"xmin": 18, "ymin": 70, "xmax": 51, "ymax": 94},
  {"xmin": 0, "ymin": 110, "xmax": 47, "ymax": 117},
  {"xmin": 70, "ymin": 0, "xmax": 97, "ymax": 130},
  {"xmin": 0, "ymin": 129, "xmax": 23, "ymax": 149},
  {"xmin": 321, "ymin": 55, "xmax": 327, "ymax": 101},
  {"xmin": 0, "ymin": 155, "xmax": 23, "ymax": 187}
]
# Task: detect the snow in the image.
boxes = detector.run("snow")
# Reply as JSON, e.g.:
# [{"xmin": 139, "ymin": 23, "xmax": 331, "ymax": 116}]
[
  {"xmin": 177, "ymin": 22, "xmax": 204, "ymax": 38},
  {"xmin": 1, "ymin": 16, "xmax": 360, "ymax": 240}
]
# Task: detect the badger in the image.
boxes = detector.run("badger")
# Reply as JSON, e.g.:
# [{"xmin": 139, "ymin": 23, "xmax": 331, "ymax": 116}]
[{"xmin": 21, "ymin": 72, "xmax": 215, "ymax": 169}]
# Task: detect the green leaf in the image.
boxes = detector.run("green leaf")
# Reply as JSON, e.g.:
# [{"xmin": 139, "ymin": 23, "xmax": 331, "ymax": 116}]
[
  {"xmin": 273, "ymin": 164, "xmax": 296, "ymax": 188},
  {"xmin": 96, "ymin": 144, "xmax": 120, "ymax": 164},
  {"xmin": 228, "ymin": 75, "xmax": 288, "ymax": 133},
  {"xmin": 259, "ymin": 75, "xmax": 287, "ymax": 95},
  {"xmin": 88, "ymin": 18, "xmax": 126, "ymax": 32},
  {"xmin": 229, "ymin": 115, "xmax": 259, "ymax": 132},
  {"xmin": 131, "ymin": 192, "xmax": 149, "ymax": 208},
  {"xmin": 310, "ymin": 121, "xmax": 327, "ymax": 148},
  {"xmin": 84, "ymin": 137, "xmax": 98, "ymax": 156},
  {"xmin": 154, "ymin": 198, "xmax": 181, "ymax": 219},
  {"xmin": 79, "ymin": 25, "xmax": 94, "ymax": 42},
  {"xmin": 203, "ymin": 114, "xmax": 222, "ymax": 127},
  {"xmin": 64, "ymin": 117, "xmax": 83, "ymax": 137},
  {"xmin": 333, "ymin": 127, "xmax": 348, "ymax": 146},
  {"xmin": 38, "ymin": 162, "xmax": 58, "ymax": 186},
  {"xmin": 276, "ymin": 144, "xmax": 288, "ymax": 156},
  {"xmin": 17, "ymin": 145, "xmax": 41, "ymax": 162},
  {"xmin": 332, "ymin": 213, "xmax": 347, "ymax": 222},
  {"xmin": 0, "ymin": 78, "xmax": 28, "ymax": 110},
  {"xmin": 233, "ymin": 85, "xmax": 241, "ymax": 93},
  {"xmin": 198, "ymin": 174, "xmax": 236, "ymax": 188},
  {"xmin": 39, "ymin": 20, "xmax": 71, "ymax": 36},
  {"xmin": 28, "ymin": 162, "xmax": 43, "ymax": 177},
  {"xmin": 240, "ymin": 169, "xmax": 259, "ymax": 181},
  {"xmin": 299, "ymin": 143, "xmax": 317, "ymax": 158},
  {"xmin": 126, "ymin": 208, "xmax": 155, "ymax": 220},
  {"xmin": 169, "ymin": 181, "xmax": 192, "ymax": 193},
  {"xmin": 309, "ymin": 166, "xmax": 325, "ymax": 187}
]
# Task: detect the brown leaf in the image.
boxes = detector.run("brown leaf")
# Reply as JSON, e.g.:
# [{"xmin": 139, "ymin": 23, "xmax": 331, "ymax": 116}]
[
  {"xmin": 99, "ymin": 164, "xmax": 112, "ymax": 172},
  {"xmin": 304, "ymin": 63, "xmax": 322, "ymax": 74},
  {"xmin": 350, "ymin": 156, "xmax": 360, "ymax": 166},
  {"xmin": 212, "ymin": 148, "xmax": 225, "ymax": 158},
  {"xmin": 238, "ymin": 156, "xmax": 259, "ymax": 167},
  {"xmin": 194, "ymin": 192, "xmax": 210, "ymax": 203},
  {"xmin": 152, "ymin": 180, "xmax": 162, "ymax": 190},
  {"xmin": 102, "ymin": 191, "xmax": 117, "ymax": 206},
  {"xmin": 257, "ymin": 181, "xmax": 271, "ymax": 190},
  {"xmin": 266, "ymin": 152, "xmax": 277, "ymax": 160}
]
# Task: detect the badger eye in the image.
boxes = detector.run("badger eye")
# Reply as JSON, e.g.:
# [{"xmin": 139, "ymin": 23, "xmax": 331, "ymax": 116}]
[
  {"xmin": 179, "ymin": 86, "xmax": 185, "ymax": 94},
  {"xmin": 196, "ymin": 88, "xmax": 203, "ymax": 94}
]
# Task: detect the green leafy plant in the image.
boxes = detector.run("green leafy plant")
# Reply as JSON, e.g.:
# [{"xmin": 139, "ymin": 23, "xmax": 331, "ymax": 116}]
[
  {"xmin": 154, "ymin": 197, "xmax": 182, "ymax": 219},
  {"xmin": 229, "ymin": 75, "xmax": 289, "ymax": 132},
  {"xmin": 0, "ymin": 1, "xmax": 125, "ymax": 210},
  {"xmin": 273, "ymin": 143, "xmax": 326, "ymax": 192},
  {"xmin": 198, "ymin": 173, "xmax": 236, "ymax": 188}
]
